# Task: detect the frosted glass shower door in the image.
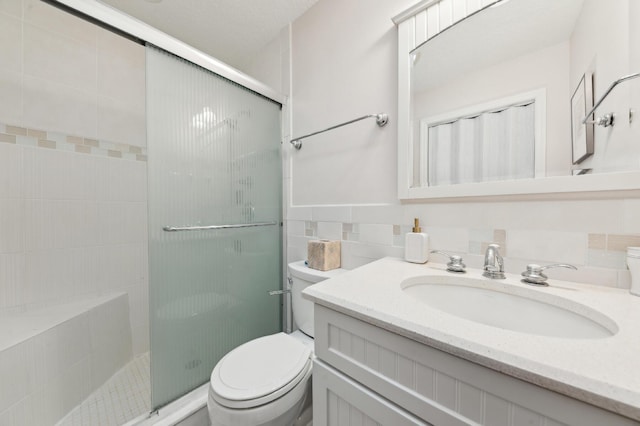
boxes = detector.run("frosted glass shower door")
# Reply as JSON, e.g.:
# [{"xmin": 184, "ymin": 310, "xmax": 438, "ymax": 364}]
[{"xmin": 146, "ymin": 46, "xmax": 282, "ymax": 409}]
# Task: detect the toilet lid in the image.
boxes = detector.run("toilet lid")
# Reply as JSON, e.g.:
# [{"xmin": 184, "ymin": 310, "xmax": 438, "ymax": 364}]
[{"xmin": 210, "ymin": 332, "xmax": 312, "ymax": 409}]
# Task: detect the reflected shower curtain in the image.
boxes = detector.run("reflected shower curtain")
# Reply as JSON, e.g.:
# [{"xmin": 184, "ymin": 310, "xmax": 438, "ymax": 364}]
[
  {"xmin": 146, "ymin": 46, "xmax": 282, "ymax": 408},
  {"xmin": 427, "ymin": 103, "xmax": 535, "ymax": 186}
]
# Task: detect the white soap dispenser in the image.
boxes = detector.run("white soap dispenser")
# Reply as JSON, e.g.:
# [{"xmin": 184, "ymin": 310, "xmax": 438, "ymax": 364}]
[{"xmin": 405, "ymin": 218, "xmax": 429, "ymax": 264}]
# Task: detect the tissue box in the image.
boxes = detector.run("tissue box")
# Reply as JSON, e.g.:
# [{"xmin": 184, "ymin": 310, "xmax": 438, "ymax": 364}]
[{"xmin": 307, "ymin": 240, "xmax": 341, "ymax": 271}]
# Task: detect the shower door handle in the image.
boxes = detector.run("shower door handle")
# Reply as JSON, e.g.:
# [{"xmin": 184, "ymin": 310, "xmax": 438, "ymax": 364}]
[
  {"xmin": 268, "ymin": 289, "xmax": 291, "ymax": 296},
  {"xmin": 163, "ymin": 221, "xmax": 278, "ymax": 232}
]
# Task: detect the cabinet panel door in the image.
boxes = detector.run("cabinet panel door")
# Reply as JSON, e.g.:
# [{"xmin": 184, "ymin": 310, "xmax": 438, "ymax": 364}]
[{"xmin": 313, "ymin": 360, "xmax": 429, "ymax": 426}]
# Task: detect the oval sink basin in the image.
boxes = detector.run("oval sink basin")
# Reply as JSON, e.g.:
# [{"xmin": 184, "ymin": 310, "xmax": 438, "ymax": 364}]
[{"xmin": 401, "ymin": 276, "xmax": 616, "ymax": 339}]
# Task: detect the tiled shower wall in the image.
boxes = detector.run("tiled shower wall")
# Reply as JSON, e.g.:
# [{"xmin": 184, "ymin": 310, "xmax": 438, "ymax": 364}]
[
  {"xmin": 286, "ymin": 200, "xmax": 640, "ymax": 289},
  {"xmin": 0, "ymin": 0, "xmax": 149, "ymax": 354}
]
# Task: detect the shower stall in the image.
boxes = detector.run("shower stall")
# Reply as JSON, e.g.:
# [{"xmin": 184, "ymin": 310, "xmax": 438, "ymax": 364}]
[{"xmin": 0, "ymin": 0, "xmax": 283, "ymax": 424}]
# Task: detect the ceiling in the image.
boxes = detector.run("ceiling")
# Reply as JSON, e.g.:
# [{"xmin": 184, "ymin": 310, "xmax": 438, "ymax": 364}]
[{"xmin": 98, "ymin": 0, "xmax": 320, "ymax": 71}]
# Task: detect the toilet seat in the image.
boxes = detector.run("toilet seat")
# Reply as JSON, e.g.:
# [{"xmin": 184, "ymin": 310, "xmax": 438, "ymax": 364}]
[{"xmin": 210, "ymin": 333, "xmax": 312, "ymax": 409}]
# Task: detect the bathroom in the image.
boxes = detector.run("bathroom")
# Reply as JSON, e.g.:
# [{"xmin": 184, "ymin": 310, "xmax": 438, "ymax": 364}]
[{"xmin": 1, "ymin": 0, "xmax": 639, "ymax": 425}]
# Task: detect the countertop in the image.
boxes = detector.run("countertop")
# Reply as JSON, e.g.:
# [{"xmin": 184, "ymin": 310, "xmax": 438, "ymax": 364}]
[{"xmin": 302, "ymin": 257, "xmax": 640, "ymax": 422}]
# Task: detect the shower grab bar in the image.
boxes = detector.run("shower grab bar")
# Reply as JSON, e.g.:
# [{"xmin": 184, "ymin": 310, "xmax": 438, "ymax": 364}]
[
  {"xmin": 290, "ymin": 113, "xmax": 389, "ymax": 150},
  {"xmin": 163, "ymin": 221, "xmax": 277, "ymax": 232},
  {"xmin": 582, "ymin": 72, "xmax": 640, "ymax": 124}
]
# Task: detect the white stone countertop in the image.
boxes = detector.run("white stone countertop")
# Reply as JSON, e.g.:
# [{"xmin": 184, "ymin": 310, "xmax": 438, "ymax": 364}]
[{"xmin": 302, "ymin": 257, "xmax": 640, "ymax": 422}]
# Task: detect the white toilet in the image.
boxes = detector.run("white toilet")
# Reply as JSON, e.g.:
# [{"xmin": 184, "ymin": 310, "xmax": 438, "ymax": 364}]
[{"xmin": 207, "ymin": 260, "xmax": 345, "ymax": 426}]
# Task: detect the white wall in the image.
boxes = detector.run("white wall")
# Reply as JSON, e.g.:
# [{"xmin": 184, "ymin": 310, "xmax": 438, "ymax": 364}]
[
  {"xmin": 289, "ymin": 0, "xmax": 409, "ymax": 205},
  {"xmin": 0, "ymin": 0, "xmax": 148, "ymax": 354},
  {"xmin": 279, "ymin": 0, "xmax": 640, "ymax": 289}
]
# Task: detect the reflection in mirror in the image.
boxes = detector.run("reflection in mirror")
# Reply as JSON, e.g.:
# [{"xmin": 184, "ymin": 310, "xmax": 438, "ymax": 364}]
[{"xmin": 409, "ymin": 0, "xmax": 640, "ymax": 189}]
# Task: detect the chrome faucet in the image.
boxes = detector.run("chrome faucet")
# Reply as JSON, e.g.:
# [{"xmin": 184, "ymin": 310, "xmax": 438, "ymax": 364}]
[{"xmin": 483, "ymin": 243, "xmax": 505, "ymax": 279}]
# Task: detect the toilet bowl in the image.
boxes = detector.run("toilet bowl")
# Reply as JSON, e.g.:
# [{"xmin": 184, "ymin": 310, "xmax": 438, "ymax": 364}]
[{"xmin": 207, "ymin": 261, "xmax": 345, "ymax": 426}]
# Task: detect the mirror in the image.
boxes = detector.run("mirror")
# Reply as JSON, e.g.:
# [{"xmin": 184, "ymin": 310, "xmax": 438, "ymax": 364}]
[{"xmin": 399, "ymin": 0, "xmax": 640, "ymax": 199}]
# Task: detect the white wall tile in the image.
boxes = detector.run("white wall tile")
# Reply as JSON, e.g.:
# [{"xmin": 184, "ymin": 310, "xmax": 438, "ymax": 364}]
[
  {"xmin": 287, "ymin": 234, "xmax": 311, "ymax": 262},
  {"xmin": 507, "ymin": 230, "xmax": 587, "ymax": 265},
  {"xmin": 0, "ymin": 199, "xmax": 23, "ymax": 253},
  {"xmin": 23, "ymin": 23, "xmax": 97, "ymax": 93},
  {"xmin": 97, "ymin": 30, "xmax": 145, "ymax": 108},
  {"xmin": 0, "ymin": 12, "xmax": 22, "ymax": 74},
  {"xmin": 622, "ymin": 199, "xmax": 640, "ymax": 233},
  {"xmin": 57, "ymin": 315, "xmax": 91, "ymax": 372},
  {"xmin": 104, "ymin": 158, "xmax": 147, "ymax": 202},
  {"xmin": 23, "ymin": 0, "xmax": 98, "ymax": 46},
  {"xmin": 24, "ymin": 249, "xmax": 74, "ymax": 304},
  {"xmin": 0, "ymin": 253, "xmax": 25, "ymax": 309},
  {"xmin": 358, "ymin": 224, "xmax": 393, "ymax": 246},
  {"xmin": 0, "ymin": 343, "xmax": 31, "ymax": 412},
  {"xmin": 0, "ymin": 143, "xmax": 22, "ymax": 198},
  {"xmin": 0, "ymin": 393, "xmax": 35, "ymax": 426},
  {"xmin": 0, "ymin": 0, "xmax": 21, "ymax": 18},
  {"xmin": 70, "ymin": 246, "xmax": 99, "ymax": 296},
  {"xmin": 23, "ymin": 75, "xmax": 98, "ymax": 138},
  {"xmin": 424, "ymin": 226, "xmax": 469, "ymax": 253},
  {"xmin": 40, "ymin": 147, "xmax": 97, "ymax": 201},
  {"xmin": 97, "ymin": 202, "xmax": 147, "ymax": 245},
  {"xmin": 0, "ymin": 69, "xmax": 23, "ymax": 125},
  {"xmin": 97, "ymin": 95, "xmax": 146, "ymax": 148},
  {"xmin": 287, "ymin": 220, "xmax": 306, "ymax": 237},
  {"xmin": 22, "ymin": 147, "xmax": 41, "ymax": 199},
  {"xmin": 317, "ymin": 221, "xmax": 342, "ymax": 240}
]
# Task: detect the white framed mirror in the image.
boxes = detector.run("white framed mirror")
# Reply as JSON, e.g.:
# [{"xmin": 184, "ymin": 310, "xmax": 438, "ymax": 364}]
[{"xmin": 395, "ymin": 0, "xmax": 640, "ymax": 200}]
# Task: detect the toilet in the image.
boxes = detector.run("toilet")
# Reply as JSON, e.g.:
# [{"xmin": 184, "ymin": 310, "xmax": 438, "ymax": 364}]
[{"xmin": 207, "ymin": 260, "xmax": 345, "ymax": 426}]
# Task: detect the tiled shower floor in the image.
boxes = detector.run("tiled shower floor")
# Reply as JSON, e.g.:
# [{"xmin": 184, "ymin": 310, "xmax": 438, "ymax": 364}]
[{"xmin": 57, "ymin": 352, "xmax": 151, "ymax": 426}]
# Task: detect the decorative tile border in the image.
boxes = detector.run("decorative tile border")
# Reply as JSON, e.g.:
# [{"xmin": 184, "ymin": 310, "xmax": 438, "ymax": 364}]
[
  {"xmin": 289, "ymin": 216, "xmax": 640, "ymax": 273},
  {"xmin": 0, "ymin": 122, "xmax": 147, "ymax": 162}
]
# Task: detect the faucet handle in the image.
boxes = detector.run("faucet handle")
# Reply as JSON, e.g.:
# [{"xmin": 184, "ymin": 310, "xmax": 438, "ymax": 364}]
[
  {"xmin": 430, "ymin": 250, "xmax": 466, "ymax": 273},
  {"xmin": 521, "ymin": 263, "xmax": 577, "ymax": 286}
]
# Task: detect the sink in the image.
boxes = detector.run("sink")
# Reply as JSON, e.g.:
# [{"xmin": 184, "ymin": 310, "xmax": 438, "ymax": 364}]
[{"xmin": 401, "ymin": 276, "xmax": 616, "ymax": 339}]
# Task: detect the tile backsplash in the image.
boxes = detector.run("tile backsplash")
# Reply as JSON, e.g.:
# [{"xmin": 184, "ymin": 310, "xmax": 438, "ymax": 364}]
[{"xmin": 287, "ymin": 204, "xmax": 639, "ymax": 289}]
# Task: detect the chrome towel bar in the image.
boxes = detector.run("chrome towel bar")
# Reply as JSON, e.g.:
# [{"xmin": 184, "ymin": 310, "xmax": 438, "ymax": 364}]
[
  {"xmin": 583, "ymin": 72, "xmax": 640, "ymax": 125},
  {"xmin": 163, "ymin": 221, "xmax": 277, "ymax": 232},
  {"xmin": 290, "ymin": 113, "xmax": 388, "ymax": 150}
]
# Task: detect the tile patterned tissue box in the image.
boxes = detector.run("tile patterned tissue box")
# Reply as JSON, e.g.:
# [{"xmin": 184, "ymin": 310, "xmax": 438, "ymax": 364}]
[{"xmin": 307, "ymin": 240, "xmax": 341, "ymax": 271}]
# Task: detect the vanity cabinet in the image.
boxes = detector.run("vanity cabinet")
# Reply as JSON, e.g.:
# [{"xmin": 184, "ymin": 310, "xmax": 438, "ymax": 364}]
[{"xmin": 312, "ymin": 305, "xmax": 636, "ymax": 426}]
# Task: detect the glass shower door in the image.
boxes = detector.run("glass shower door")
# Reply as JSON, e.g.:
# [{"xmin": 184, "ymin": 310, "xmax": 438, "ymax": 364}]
[{"xmin": 146, "ymin": 46, "xmax": 282, "ymax": 409}]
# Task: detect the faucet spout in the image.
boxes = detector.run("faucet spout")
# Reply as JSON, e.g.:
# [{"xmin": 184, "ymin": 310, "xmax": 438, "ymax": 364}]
[{"xmin": 483, "ymin": 243, "xmax": 506, "ymax": 279}]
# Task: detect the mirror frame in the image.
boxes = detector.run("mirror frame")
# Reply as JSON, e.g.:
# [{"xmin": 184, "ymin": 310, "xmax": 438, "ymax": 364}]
[{"xmin": 394, "ymin": 0, "xmax": 640, "ymax": 200}]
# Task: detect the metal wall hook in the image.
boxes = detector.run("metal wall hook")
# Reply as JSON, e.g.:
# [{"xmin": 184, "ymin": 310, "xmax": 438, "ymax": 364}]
[
  {"xmin": 584, "ymin": 113, "xmax": 615, "ymax": 127},
  {"xmin": 290, "ymin": 113, "xmax": 389, "ymax": 150}
]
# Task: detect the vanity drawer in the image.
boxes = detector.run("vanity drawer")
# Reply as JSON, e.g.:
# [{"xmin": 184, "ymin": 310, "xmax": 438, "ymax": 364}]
[
  {"xmin": 314, "ymin": 305, "xmax": 636, "ymax": 426},
  {"xmin": 313, "ymin": 359, "xmax": 428, "ymax": 426}
]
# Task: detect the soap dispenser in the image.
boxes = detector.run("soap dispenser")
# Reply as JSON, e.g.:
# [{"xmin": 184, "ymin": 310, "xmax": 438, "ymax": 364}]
[{"xmin": 405, "ymin": 218, "xmax": 429, "ymax": 264}]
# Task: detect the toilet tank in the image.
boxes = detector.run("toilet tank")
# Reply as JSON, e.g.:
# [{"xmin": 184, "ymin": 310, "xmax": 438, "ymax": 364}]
[{"xmin": 288, "ymin": 261, "xmax": 345, "ymax": 337}]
